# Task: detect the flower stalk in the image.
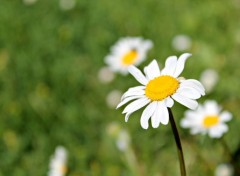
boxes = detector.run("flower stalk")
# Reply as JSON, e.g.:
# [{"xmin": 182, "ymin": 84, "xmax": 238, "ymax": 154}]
[{"xmin": 168, "ymin": 108, "xmax": 186, "ymax": 176}]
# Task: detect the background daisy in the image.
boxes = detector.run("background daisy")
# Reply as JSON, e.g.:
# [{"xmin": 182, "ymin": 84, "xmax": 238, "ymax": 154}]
[
  {"xmin": 48, "ymin": 146, "xmax": 68, "ymax": 176},
  {"xmin": 180, "ymin": 100, "xmax": 232, "ymax": 138},
  {"xmin": 105, "ymin": 37, "xmax": 153, "ymax": 74},
  {"xmin": 117, "ymin": 53, "xmax": 205, "ymax": 129}
]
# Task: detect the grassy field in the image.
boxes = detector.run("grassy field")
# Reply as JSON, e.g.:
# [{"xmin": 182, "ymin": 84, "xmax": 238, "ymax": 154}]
[{"xmin": 0, "ymin": 0, "xmax": 240, "ymax": 175}]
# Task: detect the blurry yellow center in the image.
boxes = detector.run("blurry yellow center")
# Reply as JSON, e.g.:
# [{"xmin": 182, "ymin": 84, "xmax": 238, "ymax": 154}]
[
  {"xmin": 145, "ymin": 75, "xmax": 179, "ymax": 101},
  {"xmin": 60, "ymin": 166, "xmax": 67, "ymax": 174},
  {"xmin": 203, "ymin": 115, "xmax": 219, "ymax": 128},
  {"xmin": 122, "ymin": 50, "xmax": 138, "ymax": 65}
]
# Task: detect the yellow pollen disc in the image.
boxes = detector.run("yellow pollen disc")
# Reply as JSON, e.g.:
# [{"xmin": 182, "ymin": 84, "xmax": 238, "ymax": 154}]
[
  {"xmin": 121, "ymin": 50, "xmax": 138, "ymax": 65},
  {"xmin": 145, "ymin": 75, "xmax": 179, "ymax": 101},
  {"xmin": 203, "ymin": 115, "xmax": 219, "ymax": 128},
  {"xmin": 60, "ymin": 166, "xmax": 67, "ymax": 174}
]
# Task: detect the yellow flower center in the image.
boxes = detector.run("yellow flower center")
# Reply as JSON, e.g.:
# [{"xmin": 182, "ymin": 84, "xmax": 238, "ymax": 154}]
[
  {"xmin": 203, "ymin": 115, "xmax": 219, "ymax": 128},
  {"xmin": 60, "ymin": 166, "xmax": 67, "ymax": 174},
  {"xmin": 122, "ymin": 50, "xmax": 138, "ymax": 65},
  {"xmin": 145, "ymin": 75, "xmax": 179, "ymax": 101}
]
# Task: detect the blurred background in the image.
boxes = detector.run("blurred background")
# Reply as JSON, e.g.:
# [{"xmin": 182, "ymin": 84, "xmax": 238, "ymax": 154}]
[{"xmin": 0, "ymin": 0, "xmax": 240, "ymax": 175}]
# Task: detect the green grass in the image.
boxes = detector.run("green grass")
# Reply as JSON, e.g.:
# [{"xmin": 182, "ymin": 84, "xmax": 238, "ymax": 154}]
[{"xmin": 0, "ymin": 0, "xmax": 240, "ymax": 175}]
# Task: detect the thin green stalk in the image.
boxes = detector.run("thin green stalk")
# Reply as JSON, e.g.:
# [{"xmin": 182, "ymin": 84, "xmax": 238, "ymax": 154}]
[
  {"xmin": 168, "ymin": 108, "xmax": 186, "ymax": 176},
  {"xmin": 220, "ymin": 138, "xmax": 232, "ymax": 161}
]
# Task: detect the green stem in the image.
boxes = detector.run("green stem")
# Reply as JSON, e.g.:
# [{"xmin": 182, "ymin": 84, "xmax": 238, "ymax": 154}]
[
  {"xmin": 220, "ymin": 138, "xmax": 232, "ymax": 161},
  {"xmin": 168, "ymin": 108, "xmax": 186, "ymax": 176}
]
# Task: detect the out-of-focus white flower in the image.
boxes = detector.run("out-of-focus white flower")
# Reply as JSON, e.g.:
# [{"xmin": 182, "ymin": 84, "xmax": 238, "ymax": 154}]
[
  {"xmin": 172, "ymin": 35, "xmax": 192, "ymax": 51},
  {"xmin": 116, "ymin": 130, "xmax": 131, "ymax": 152},
  {"xmin": 215, "ymin": 163, "xmax": 233, "ymax": 176},
  {"xmin": 59, "ymin": 0, "xmax": 76, "ymax": 11},
  {"xmin": 48, "ymin": 146, "xmax": 68, "ymax": 176},
  {"xmin": 117, "ymin": 53, "xmax": 205, "ymax": 129},
  {"xmin": 106, "ymin": 90, "xmax": 122, "ymax": 108},
  {"xmin": 181, "ymin": 100, "xmax": 232, "ymax": 138},
  {"xmin": 23, "ymin": 0, "xmax": 38, "ymax": 5},
  {"xmin": 106, "ymin": 122, "xmax": 121, "ymax": 137},
  {"xmin": 200, "ymin": 69, "xmax": 219, "ymax": 93},
  {"xmin": 105, "ymin": 37, "xmax": 153, "ymax": 75},
  {"xmin": 98, "ymin": 66, "xmax": 115, "ymax": 83}
]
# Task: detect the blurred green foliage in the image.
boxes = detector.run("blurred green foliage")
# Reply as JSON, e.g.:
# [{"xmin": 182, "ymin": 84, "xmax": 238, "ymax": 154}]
[{"xmin": 0, "ymin": 0, "xmax": 240, "ymax": 175}]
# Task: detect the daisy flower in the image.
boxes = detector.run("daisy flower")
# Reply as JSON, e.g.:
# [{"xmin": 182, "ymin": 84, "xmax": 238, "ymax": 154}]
[
  {"xmin": 105, "ymin": 37, "xmax": 153, "ymax": 74},
  {"xmin": 117, "ymin": 53, "xmax": 205, "ymax": 129},
  {"xmin": 215, "ymin": 163, "xmax": 233, "ymax": 176},
  {"xmin": 200, "ymin": 68, "xmax": 219, "ymax": 93},
  {"xmin": 180, "ymin": 100, "xmax": 232, "ymax": 138},
  {"xmin": 48, "ymin": 146, "xmax": 68, "ymax": 176}
]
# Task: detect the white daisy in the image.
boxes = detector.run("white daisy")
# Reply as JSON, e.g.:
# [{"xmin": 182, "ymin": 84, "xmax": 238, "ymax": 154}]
[
  {"xmin": 48, "ymin": 146, "xmax": 68, "ymax": 176},
  {"xmin": 117, "ymin": 53, "xmax": 205, "ymax": 129},
  {"xmin": 215, "ymin": 163, "xmax": 233, "ymax": 176},
  {"xmin": 180, "ymin": 100, "xmax": 232, "ymax": 138},
  {"xmin": 200, "ymin": 69, "xmax": 219, "ymax": 93},
  {"xmin": 105, "ymin": 37, "xmax": 153, "ymax": 75},
  {"xmin": 59, "ymin": 0, "xmax": 76, "ymax": 11},
  {"xmin": 106, "ymin": 90, "xmax": 122, "ymax": 108},
  {"xmin": 98, "ymin": 66, "xmax": 115, "ymax": 83},
  {"xmin": 172, "ymin": 34, "xmax": 192, "ymax": 51},
  {"xmin": 23, "ymin": 0, "xmax": 38, "ymax": 5}
]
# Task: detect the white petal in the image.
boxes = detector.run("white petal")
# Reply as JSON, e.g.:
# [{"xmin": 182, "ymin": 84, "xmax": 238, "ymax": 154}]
[
  {"xmin": 140, "ymin": 102, "xmax": 157, "ymax": 129},
  {"xmin": 126, "ymin": 86, "xmax": 145, "ymax": 92},
  {"xmin": 204, "ymin": 100, "xmax": 221, "ymax": 115},
  {"xmin": 121, "ymin": 89, "xmax": 145, "ymax": 100},
  {"xmin": 144, "ymin": 60, "xmax": 161, "ymax": 80},
  {"xmin": 123, "ymin": 97, "xmax": 150, "ymax": 114},
  {"xmin": 161, "ymin": 56, "xmax": 177, "ymax": 76},
  {"xmin": 117, "ymin": 95, "xmax": 144, "ymax": 109},
  {"xmin": 190, "ymin": 127, "xmax": 203, "ymax": 135},
  {"xmin": 172, "ymin": 93, "xmax": 198, "ymax": 110},
  {"xmin": 165, "ymin": 97, "xmax": 174, "ymax": 107},
  {"xmin": 158, "ymin": 102, "xmax": 169, "ymax": 125},
  {"xmin": 209, "ymin": 124, "xmax": 228, "ymax": 138},
  {"xmin": 177, "ymin": 87, "xmax": 201, "ymax": 99},
  {"xmin": 150, "ymin": 102, "xmax": 160, "ymax": 128},
  {"xmin": 173, "ymin": 53, "xmax": 192, "ymax": 77},
  {"xmin": 128, "ymin": 66, "xmax": 148, "ymax": 85},
  {"xmin": 220, "ymin": 111, "xmax": 232, "ymax": 122},
  {"xmin": 180, "ymin": 79, "xmax": 205, "ymax": 95},
  {"xmin": 180, "ymin": 118, "xmax": 191, "ymax": 128}
]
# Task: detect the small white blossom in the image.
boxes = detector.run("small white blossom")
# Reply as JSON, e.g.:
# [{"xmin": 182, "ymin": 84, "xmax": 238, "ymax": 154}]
[
  {"xmin": 215, "ymin": 163, "xmax": 233, "ymax": 176},
  {"xmin": 105, "ymin": 37, "xmax": 153, "ymax": 75},
  {"xmin": 200, "ymin": 69, "xmax": 219, "ymax": 93},
  {"xmin": 181, "ymin": 100, "xmax": 232, "ymax": 138},
  {"xmin": 116, "ymin": 130, "xmax": 131, "ymax": 152},
  {"xmin": 106, "ymin": 90, "xmax": 122, "ymax": 108},
  {"xmin": 48, "ymin": 146, "xmax": 68, "ymax": 176},
  {"xmin": 98, "ymin": 66, "xmax": 115, "ymax": 83},
  {"xmin": 59, "ymin": 0, "xmax": 76, "ymax": 11},
  {"xmin": 172, "ymin": 35, "xmax": 192, "ymax": 51},
  {"xmin": 23, "ymin": 0, "xmax": 38, "ymax": 5}
]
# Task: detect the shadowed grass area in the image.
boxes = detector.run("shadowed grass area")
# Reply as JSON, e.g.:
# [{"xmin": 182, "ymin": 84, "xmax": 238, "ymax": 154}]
[{"xmin": 0, "ymin": 0, "xmax": 240, "ymax": 175}]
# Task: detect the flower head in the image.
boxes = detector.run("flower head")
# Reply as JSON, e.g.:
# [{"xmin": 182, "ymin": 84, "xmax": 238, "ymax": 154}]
[
  {"xmin": 117, "ymin": 53, "xmax": 205, "ymax": 129},
  {"xmin": 180, "ymin": 100, "xmax": 232, "ymax": 138},
  {"xmin": 215, "ymin": 163, "xmax": 233, "ymax": 176},
  {"xmin": 172, "ymin": 34, "xmax": 192, "ymax": 51},
  {"xmin": 48, "ymin": 146, "xmax": 68, "ymax": 176},
  {"xmin": 105, "ymin": 37, "xmax": 153, "ymax": 74},
  {"xmin": 200, "ymin": 69, "xmax": 219, "ymax": 93}
]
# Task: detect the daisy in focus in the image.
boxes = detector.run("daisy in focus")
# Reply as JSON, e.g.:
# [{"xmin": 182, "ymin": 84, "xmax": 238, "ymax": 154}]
[
  {"xmin": 48, "ymin": 146, "xmax": 68, "ymax": 176},
  {"xmin": 117, "ymin": 53, "xmax": 205, "ymax": 129},
  {"xmin": 180, "ymin": 100, "xmax": 232, "ymax": 138},
  {"xmin": 105, "ymin": 37, "xmax": 153, "ymax": 74}
]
